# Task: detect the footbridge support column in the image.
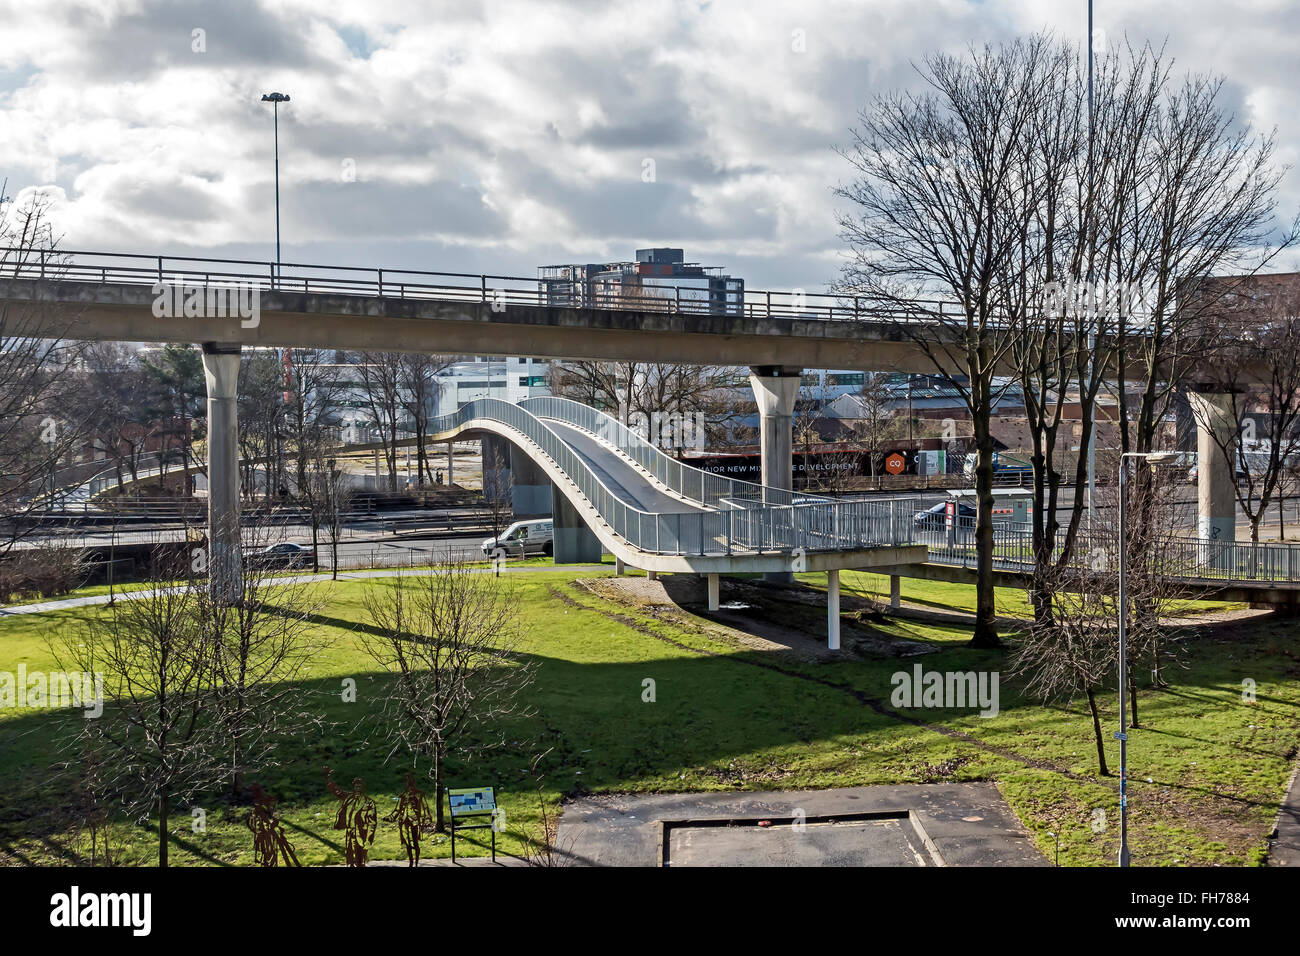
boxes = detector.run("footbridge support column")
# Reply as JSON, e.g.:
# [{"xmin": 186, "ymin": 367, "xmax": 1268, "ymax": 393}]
[
  {"xmin": 551, "ymin": 484, "xmax": 601, "ymax": 564},
  {"xmin": 1188, "ymin": 390, "xmax": 1239, "ymax": 558},
  {"xmin": 827, "ymin": 570, "xmax": 841, "ymax": 650},
  {"xmin": 201, "ymin": 343, "xmax": 242, "ymax": 605},
  {"xmin": 707, "ymin": 573, "xmax": 720, "ymax": 611},
  {"xmin": 749, "ymin": 366, "xmax": 802, "ymax": 584},
  {"xmin": 510, "ymin": 444, "xmax": 552, "ymax": 517}
]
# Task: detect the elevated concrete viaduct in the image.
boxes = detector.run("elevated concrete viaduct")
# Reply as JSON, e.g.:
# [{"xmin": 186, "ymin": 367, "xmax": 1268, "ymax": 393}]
[{"xmin": 0, "ymin": 258, "xmax": 1267, "ymax": 618}]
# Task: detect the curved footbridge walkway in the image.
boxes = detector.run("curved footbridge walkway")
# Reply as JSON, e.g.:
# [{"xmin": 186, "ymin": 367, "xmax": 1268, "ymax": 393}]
[{"xmin": 428, "ymin": 396, "xmax": 926, "ymax": 649}]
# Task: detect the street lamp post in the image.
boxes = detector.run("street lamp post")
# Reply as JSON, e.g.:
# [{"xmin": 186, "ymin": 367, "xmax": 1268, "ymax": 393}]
[
  {"xmin": 1116, "ymin": 449, "xmax": 1178, "ymax": 867},
  {"xmin": 261, "ymin": 91, "xmax": 290, "ymax": 286}
]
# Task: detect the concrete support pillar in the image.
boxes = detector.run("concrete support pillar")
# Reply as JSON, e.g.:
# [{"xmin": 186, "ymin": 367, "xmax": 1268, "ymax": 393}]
[
  {"xmin": 750, "ymin": 365, "xmax": 802, "ymax": 584},
  {"xmin": 707, "ymin": 573, "xmax": 720, "ymax": 611},
  {"xmin": 551, "ymin": 484, "xmax": 601, "ymax": 564},
  {"xmin": 647, "ymin": 570, "xmax": 659, "ymax": 581},
  {"xmin": 890, "ymin": 574, "xmax": 901, "ymax": 610},
  {"xmin": 748, "ymin": 366, "xmax": 802, "ymax": 499},
  {"xmin": 510, "ymin": 444, "xmax": 552, "ymax": 517},
  {"xmin": 1189, "ymin": 391, "xmax": 1239, "ymax": 547},
  {"xmin": 201, "ymin": 343, "xmax": 242, "ymax": 605},
  {"xmin": 615, "ymin": 557, "xmax": 626, "ymax": 576},
  {"xmin": 446, "ymin": 441, "xmax": 454, "ymax": 487},
  {"xmin": 827, "ymin": 569, "xmax": 841, "ymax": 651}
]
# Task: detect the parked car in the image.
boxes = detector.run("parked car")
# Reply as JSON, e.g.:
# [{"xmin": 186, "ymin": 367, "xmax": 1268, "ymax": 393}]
[
  {"xmin": 246, "ymin": 542, "xmax": 312, "ymax": 569},
  {"xmin": 912, "ymin": 501, "xmax": 975, "ymax": 529},
  {"xmin": 1186, "ymin": 463, "xmax": 1249, "ymax": 484},
  {"xmin": 962, "ymin": 452, "xmax": 1034, "ymax": 481},
  {"xmin": 482, "ymin": 519, "xmax": 554, "ymax": 558}
]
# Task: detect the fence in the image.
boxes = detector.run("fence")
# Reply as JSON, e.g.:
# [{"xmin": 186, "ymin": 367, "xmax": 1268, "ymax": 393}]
[
  {"xmin": 917, "ymin": 517, "xmax": 1300, "ymax": 585},
  {"xmin": 0, "ymin": 247, "xmax": 955, "ymax": 323}
]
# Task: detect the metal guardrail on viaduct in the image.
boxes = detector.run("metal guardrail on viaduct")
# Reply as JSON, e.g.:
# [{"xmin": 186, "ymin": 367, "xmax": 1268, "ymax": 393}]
[{"xmin": 0, "ymin": 248, "xmax": 982, "ymax": 372}]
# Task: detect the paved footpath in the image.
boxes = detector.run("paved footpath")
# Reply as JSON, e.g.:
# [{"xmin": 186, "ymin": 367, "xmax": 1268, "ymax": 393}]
[
  {"xmin": 0, "ymin": 565, "xmax": 610, "ymax": 619},
  {"xmin": 1270, "ymin": 760, "xmax": 1300, "ymax": 866}
]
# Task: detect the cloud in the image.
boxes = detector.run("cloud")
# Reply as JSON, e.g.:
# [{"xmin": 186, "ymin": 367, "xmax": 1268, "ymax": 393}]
[{"xmin": 1, "ymin": 0, "xmax": 1298, "ymax": 289}]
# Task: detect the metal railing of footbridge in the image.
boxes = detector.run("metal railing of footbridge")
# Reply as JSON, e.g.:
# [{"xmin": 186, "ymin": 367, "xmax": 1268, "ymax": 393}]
[
  {"xmin": 520, "ymin": 395, "xmax": 823, "ymax": 510},
  {"xmin": 919, "ymin": 519, "xmax": 1300, "ymax": 586},
  {"xmin": 431, "ymin": 398, "xmax": 918, "ymax": 557},
  {"xmin": 0, "ymin": 247, "xmax": 956, "ymax": 323}
]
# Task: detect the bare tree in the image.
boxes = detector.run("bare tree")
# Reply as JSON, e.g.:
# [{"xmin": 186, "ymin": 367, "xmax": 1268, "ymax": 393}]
[
  {"xmin": 399, "ymin": 353, "xmax": 454, "ymax": 486},
  {"xmin": 836, "ymin": 37, "xmax": 1056, "ymax": 647},
  {"xmin": 1010, "ymin": 559, "xmax": 1117, "ymax": 776},
  {"xmin": 80, "ymin": 342, "xmax": 158, "ymax": 490},
  {"xmin": 479, "ymin": 440, "xmax": 514, "ymax": 574},
  {"xmin": 357, "ymin": 351, "xmax": 405, "ymax": 492},
  {"xmin": 1195, "ymin": 286, "xmax": 1300, "ymax": 546},
  {"xmin": 50, "ymin": 562, "xmax": 221, "ymax": 867},
  {"xmin": 282, "ymin": 347, "xmax": 345, "ymax": 496},
  {"xmin": 0, "ymin": 189, "xmax": 87, "ymax": 548},
  {"xmin": 194, "ymin": 530, "xmax": 328, "ymax": 799},
  {"xmin": 321, "ymin": 456, "xmax": 354, "ymax": 579},
  {"xmin": 237, "ymin": 349, "xmax": 286, "ymax": 500},
  {"xmin": 855, "ymin": 372, "xmax": 905, "ymax": 483},
  {"xmin": 359, "ymin": 560, "xmax": 535, "ymax": 833}
]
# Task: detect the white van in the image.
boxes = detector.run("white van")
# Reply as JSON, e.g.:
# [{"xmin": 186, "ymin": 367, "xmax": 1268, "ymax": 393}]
[{"xmin": 481, "ymin": 519, "xmax": 554, "ymax": 558}]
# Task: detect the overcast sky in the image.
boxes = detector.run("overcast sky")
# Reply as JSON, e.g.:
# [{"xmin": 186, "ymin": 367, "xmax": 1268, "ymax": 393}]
[{"xmin": 2, "ymin": 0, "xmax": 1298, "ymax": 293}]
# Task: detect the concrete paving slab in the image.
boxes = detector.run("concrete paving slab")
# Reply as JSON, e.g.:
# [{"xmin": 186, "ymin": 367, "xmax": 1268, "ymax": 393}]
[{"xmin": 557, "ymin": 783, "xmax": 1046, "ymax": 867}]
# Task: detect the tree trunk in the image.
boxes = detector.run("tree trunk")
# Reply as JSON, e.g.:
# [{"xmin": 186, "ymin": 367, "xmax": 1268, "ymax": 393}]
[
  {"xmin": 1086, "ymin": 689, "xmax": 1109, "ymax": 777},
  {"xmin": 158, "ymin": 790, "xmax": 169, "ymax": 867},
  {"xmin": 433, "ymin": 750, "xmax": 445, "ymax": 832},
  {"xmin": 971, "ymin": 410, "xmax": 1002, "ymax": 648}
]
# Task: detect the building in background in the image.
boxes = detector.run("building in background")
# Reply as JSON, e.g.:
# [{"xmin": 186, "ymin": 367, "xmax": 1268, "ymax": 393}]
[{"xmin": 540, "ymin": 248, "xmax": 744, "ymax": 315}]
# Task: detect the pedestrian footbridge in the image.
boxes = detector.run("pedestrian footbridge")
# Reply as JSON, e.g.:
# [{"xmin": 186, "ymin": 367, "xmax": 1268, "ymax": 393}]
[
  {"xmin": 431, "ymin": 397, "xmax": 1300, "ymax": 640},
  {"xmin": 426, "ymin": 396, "xmax": 926, "ymax": 647}
]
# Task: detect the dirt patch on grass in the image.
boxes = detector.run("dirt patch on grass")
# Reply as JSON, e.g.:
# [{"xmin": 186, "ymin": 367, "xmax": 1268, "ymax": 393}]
[{"xmin": 582, "ymin": 574, "xmax": 937, "ymax": 660}]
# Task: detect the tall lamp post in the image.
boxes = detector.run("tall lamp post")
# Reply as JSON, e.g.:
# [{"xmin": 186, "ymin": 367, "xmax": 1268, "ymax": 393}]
[
  {"xmin": 261, "ymin": 91, "xmax": 290, "ymax": 286},
  {"xmin": 1085, "ymin": 0, "xmax": 1097, "ymax": 535},
  {"xmin": 262, "ymin": 91, "xmax": 290, "ymax": 497},
  {"xmin": 1116, "ymin": 449, "xmax": 1179, "ymax": 867}
]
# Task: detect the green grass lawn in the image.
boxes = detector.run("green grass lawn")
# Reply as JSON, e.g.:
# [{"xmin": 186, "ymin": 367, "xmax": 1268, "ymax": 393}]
[{"xmin": 0, "ymin": 567, "xmax": 1295, "ymax": 867}]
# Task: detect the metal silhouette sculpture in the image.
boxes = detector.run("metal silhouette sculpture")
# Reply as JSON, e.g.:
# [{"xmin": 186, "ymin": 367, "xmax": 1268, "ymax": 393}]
[
  {"xmin": 386, "ymin": 772, "xmax": 434, "ymax": 867},
  {"xmin": 246, "ymin": 784, "xmax": 301, "ymax": 867},
  {"xmin": 324, "ymin": 766, "xmax": 378, "ymax": 867}
]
